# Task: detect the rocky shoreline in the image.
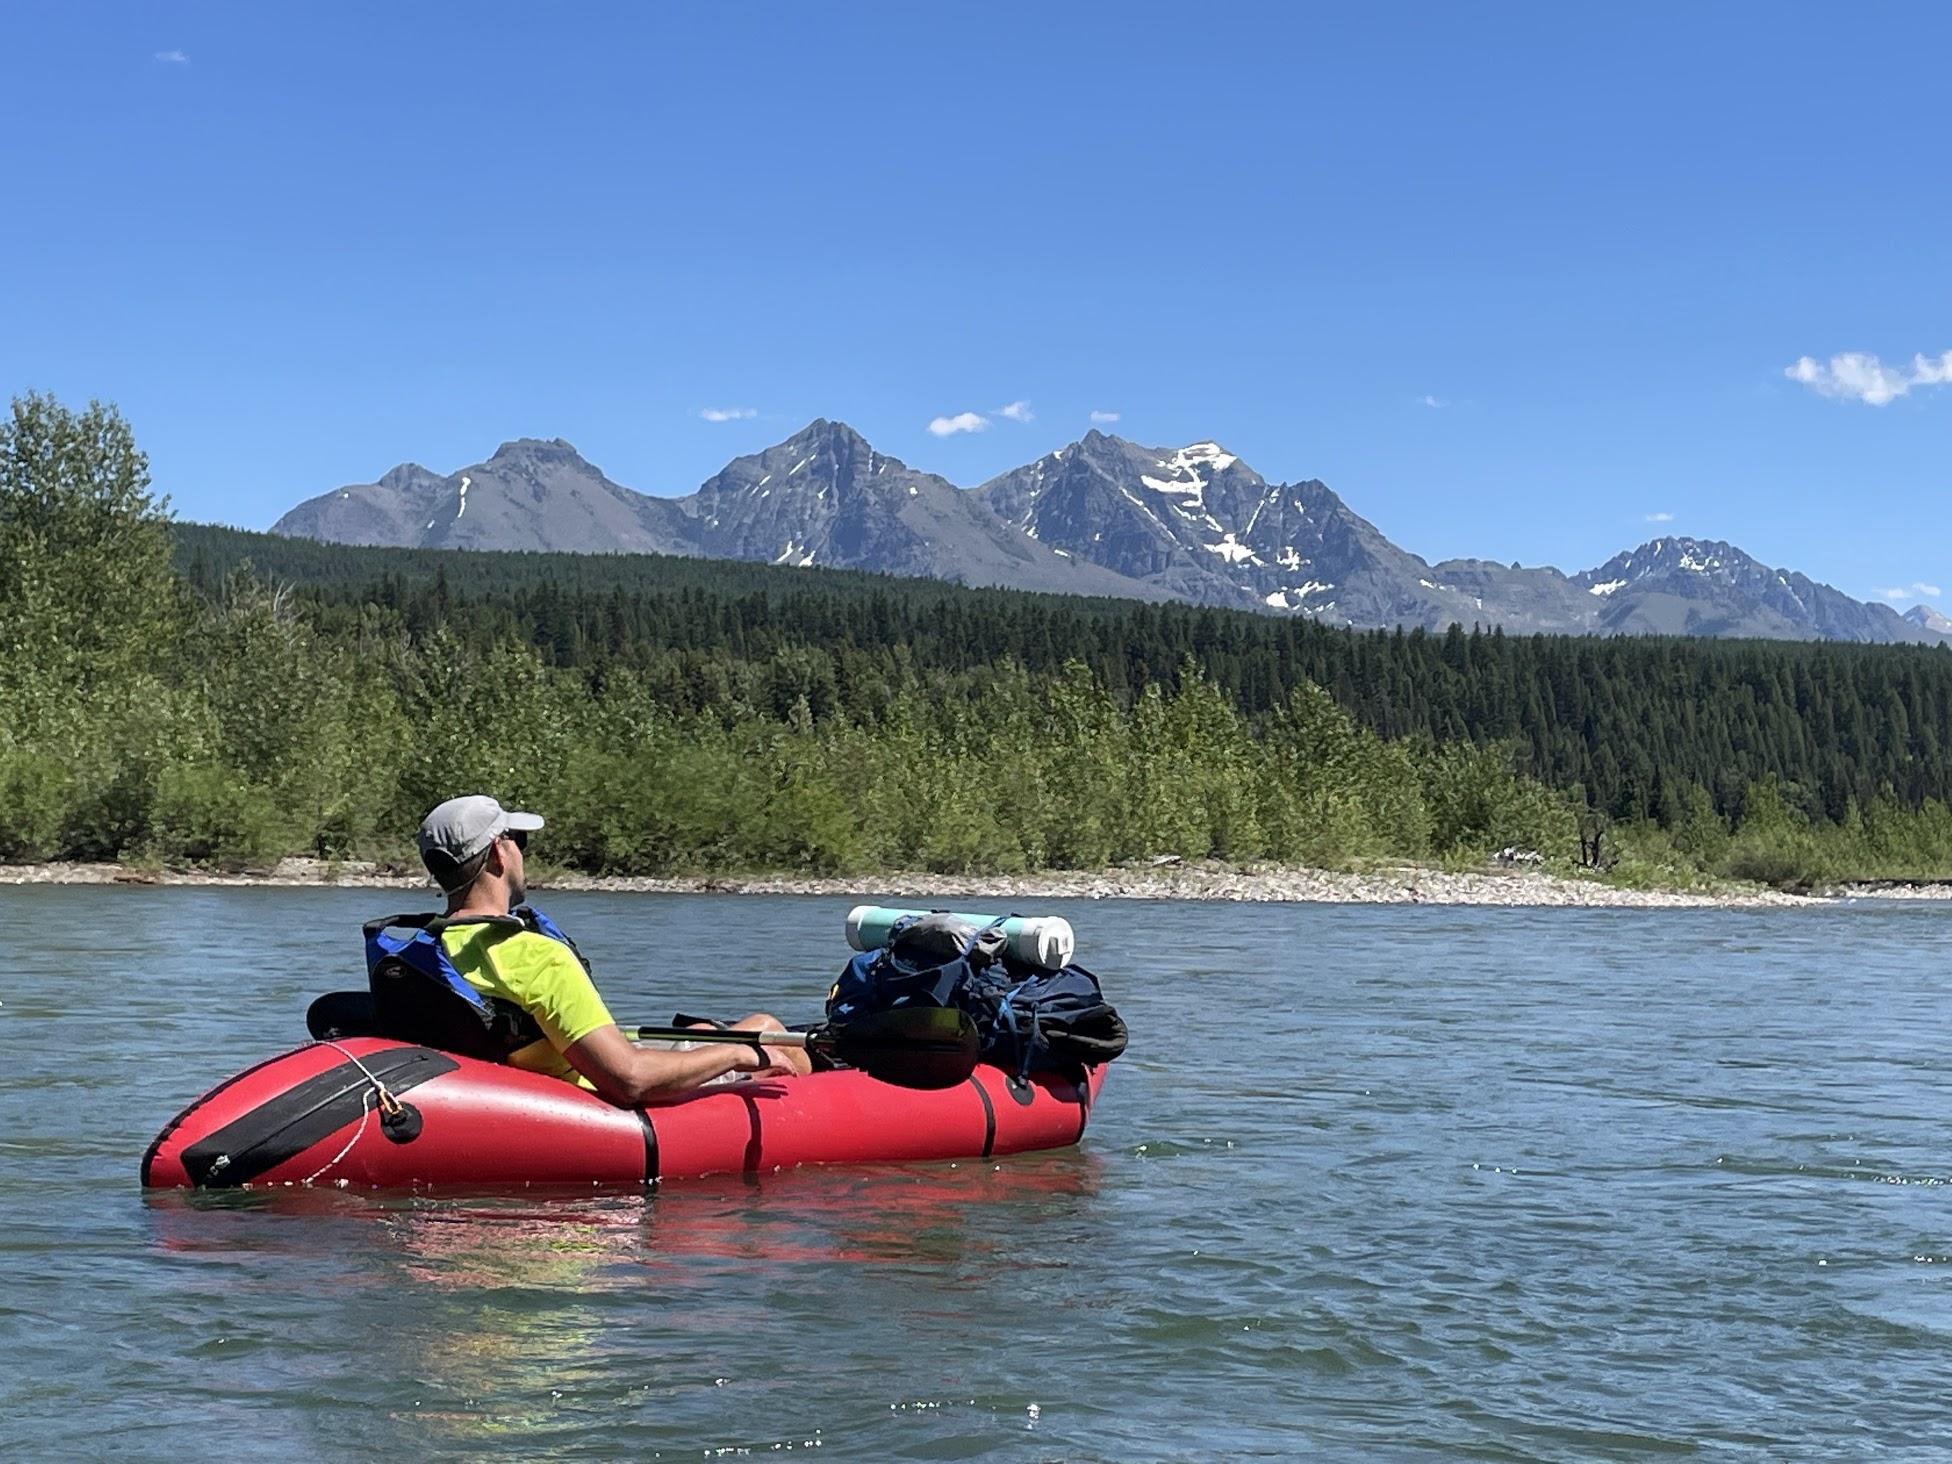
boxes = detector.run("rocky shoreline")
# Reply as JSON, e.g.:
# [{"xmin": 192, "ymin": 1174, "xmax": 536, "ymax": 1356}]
[{"xmin": 0, "ymin": 857, "xmax": 1850, "ymax": 908}]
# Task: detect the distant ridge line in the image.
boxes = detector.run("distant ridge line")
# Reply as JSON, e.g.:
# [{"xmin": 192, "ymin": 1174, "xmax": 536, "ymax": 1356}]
[{"xmin": 265, "ymin": 420, "xmax": 1951, "ymax": 648}]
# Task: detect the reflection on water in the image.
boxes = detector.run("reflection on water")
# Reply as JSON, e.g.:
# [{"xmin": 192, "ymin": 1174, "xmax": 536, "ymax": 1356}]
[
  {"xmin": 134, "ymin": 1153, "xmax": 1107, "ymax": 1452},
  {"xmin": 142, "ymin": 1148, "xmax": 1104, "ymax": 1275}
]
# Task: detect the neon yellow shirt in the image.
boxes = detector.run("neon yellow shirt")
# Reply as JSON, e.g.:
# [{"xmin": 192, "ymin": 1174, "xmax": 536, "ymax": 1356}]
[{"xmin": 439, "ymin": 925, "xmax": 615, "ymax": 1088}]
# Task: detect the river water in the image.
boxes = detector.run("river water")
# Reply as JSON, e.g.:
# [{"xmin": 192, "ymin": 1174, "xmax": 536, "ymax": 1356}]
[{"xmin": 4, "ymin": 887, "xmax": 1951, "ymax": 1459}]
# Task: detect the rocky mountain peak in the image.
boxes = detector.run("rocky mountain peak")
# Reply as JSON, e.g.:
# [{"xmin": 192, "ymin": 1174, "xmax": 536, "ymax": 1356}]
[
  {"xmin": 977, "ymin": 430, "xmax": 1396, "ymax": 615},
  {"xmin": 1575, "ymin": 536, "xmax": 1763, "ymax": 596},
  {"xmin": 683, "ymin": 420, "xmax": 921, "ymax": 569},
  {"xmin": 488, "ymin": 437, "xmax": 588, "ymax": 469},
  {"xmin": 670, "ymin": 420, "xmax": 1156, "ymax": 597},
  {"xmin": 376, "ymin": 462, "xmax": 442, "ymax": 493},
  {"xmin": 1905, "ymin": 604, "xmax": 1952, "ymax": 635},
  {"xmin": 1067, "ymin": 428, "xmax": 1133, "ymax": 453},
  {"xmin": 783, "ymin": 416, "xmax": 857, "ymax": 445},
  {"xmin": 1071, "ymin": 430, "xmax": 1253, "ymax": 475},
  {"xmin": 702, "ymin": 419, "xmax": 901, "ymax": 505},
  {"xmin": 753, "ymin": 419, "xmax": 880, "ymax": 469}
]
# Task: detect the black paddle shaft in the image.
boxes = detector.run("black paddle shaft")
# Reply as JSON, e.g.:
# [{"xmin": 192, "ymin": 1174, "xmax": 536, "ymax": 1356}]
[
  {"xmin": 303, "ymin": 994, "xmax": 981, "ymax": 1090},
  {"xmin": 632, "ymin": 1008, "xmax": 980, "ymax": 1090}
]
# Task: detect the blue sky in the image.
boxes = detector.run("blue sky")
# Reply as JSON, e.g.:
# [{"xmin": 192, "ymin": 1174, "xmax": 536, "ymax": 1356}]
[{"xmin": 4, "ymin": 3, "xmax": 1946, "ymax": 605}]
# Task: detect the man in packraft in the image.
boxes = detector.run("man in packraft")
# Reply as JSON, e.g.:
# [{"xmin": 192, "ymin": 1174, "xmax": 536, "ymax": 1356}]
[{"xmin": 414, "ymin": 794, "xmax": 811, "ymax": 1102}]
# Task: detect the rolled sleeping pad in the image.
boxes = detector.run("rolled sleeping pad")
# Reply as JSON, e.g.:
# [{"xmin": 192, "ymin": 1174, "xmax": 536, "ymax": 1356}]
[{"xmin": 844, "ymin": 905, "xmax": 1075, "ymax": 971}]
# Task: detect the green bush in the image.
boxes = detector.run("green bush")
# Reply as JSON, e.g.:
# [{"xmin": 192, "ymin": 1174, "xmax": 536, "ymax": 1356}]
[
  {"xmin": 0, "ymin": 746, "xmax": 74, "ymax": 860},
  {"xmin": 1715, "ymin": 778, "xmax": 1833, "ymax": 888},
  {"xmin": 148, "ymin": 763, "xmax": 285, "ymax": 865},
  {"xmin": 1420, "ymin": 741, "xmax": 1576, "ymax": 857},
  {"xmin": 1721, "ymin": 843, "xmax": 1819, "ymax": 889}
]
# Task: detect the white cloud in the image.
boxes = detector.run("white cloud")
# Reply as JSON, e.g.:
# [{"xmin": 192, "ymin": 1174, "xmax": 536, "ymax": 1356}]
[
  {"xmin": 1645, "ymin": 511, "xmax": 1674, "ymax": 523},
  {"xmin": 154, "ymin": 49, "xmax": 189, "ymax": 63},
  {"xmin": 1785, "ymin": 350, "xmax": 1952, "ymax": 406},
  {"xmin": 1877, "ymin": 582, "xmax": 1942, "ymax": 602},
  {"xmin": 1420, "ymin": 395, "xmax": 1447, "ymax": 409},
  {"xmin": 927, "ymin": 411, "xmax": 988, "ymax": 437},
  {"xmin": 1089, "ymin": 410, "xmax": 1121, "ymax": 424},
  {"xmin": 995, "ymin": 400, "xmax": 1034, "ymax": 423},
  {"xmin": 698, "ymin": 407, "xmax": 757, "ymax": 422}
]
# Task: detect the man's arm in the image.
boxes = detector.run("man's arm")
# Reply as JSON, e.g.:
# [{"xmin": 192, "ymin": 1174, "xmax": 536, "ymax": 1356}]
[{"xmin": 562, "ymin": 1024, "xmax": 790, "ymax": 1106}]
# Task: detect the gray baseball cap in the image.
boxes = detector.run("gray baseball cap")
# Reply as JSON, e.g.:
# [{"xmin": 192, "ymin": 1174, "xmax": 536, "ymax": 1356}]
[{"xmin": 417, "ymin": 794, "xmax": 544, "ymax": 891}]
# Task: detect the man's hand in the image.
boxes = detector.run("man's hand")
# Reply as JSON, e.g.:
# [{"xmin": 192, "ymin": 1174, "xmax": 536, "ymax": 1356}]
[
  {"xmin": 568, "ymin": 1024, "xmax": 786, "ymax": 1105},
  {"xmin": 738, "ymin": 1042, "xmax": 798, "ymax": 1077}
]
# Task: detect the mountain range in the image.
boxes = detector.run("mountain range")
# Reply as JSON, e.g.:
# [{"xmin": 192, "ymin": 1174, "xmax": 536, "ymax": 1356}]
[{"xmin": 270, "ymin": 420, "xmax": 1949, "ymax": 646}]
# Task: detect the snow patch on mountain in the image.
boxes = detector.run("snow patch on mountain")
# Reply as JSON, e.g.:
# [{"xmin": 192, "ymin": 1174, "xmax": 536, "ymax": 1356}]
[
  {"xmin": 1139, "ymin": 441, "xmax": 1239, "ymax": 502},
  {"xmin": 1205, "ymin": 533, "xmax": 1256, "ymax": 564}
]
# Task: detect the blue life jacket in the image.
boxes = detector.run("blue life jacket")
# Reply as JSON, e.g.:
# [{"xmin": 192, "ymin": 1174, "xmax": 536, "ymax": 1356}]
[
  {"xmin": 828, "ymin": 913, "xmax": 1127, "ymax": 1079},
  {"xmin": 362, "ymin": 906, "xmax": 591, "ymax": 1062}
]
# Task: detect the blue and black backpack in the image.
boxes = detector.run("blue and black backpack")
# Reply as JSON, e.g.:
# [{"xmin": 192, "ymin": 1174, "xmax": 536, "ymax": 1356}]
[{"xmin": 827, "ymin": 913, "xmax": 1128, "ymax": 1080}]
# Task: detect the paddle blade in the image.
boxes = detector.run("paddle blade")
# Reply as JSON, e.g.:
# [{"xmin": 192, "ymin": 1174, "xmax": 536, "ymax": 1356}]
[
  {"xmin": 821, "ymin": 1007, "xmax": 982, "ymax": 1091},
  {"xmin": 307, "ymin": 990, "xmax": 380, "ymax": 1040}
]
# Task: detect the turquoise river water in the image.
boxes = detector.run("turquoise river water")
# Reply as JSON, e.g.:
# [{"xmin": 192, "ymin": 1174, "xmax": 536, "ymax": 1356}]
[{"xmin": 3, "ymin": 887, "xmax": 1951, "ymax": 1459}]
